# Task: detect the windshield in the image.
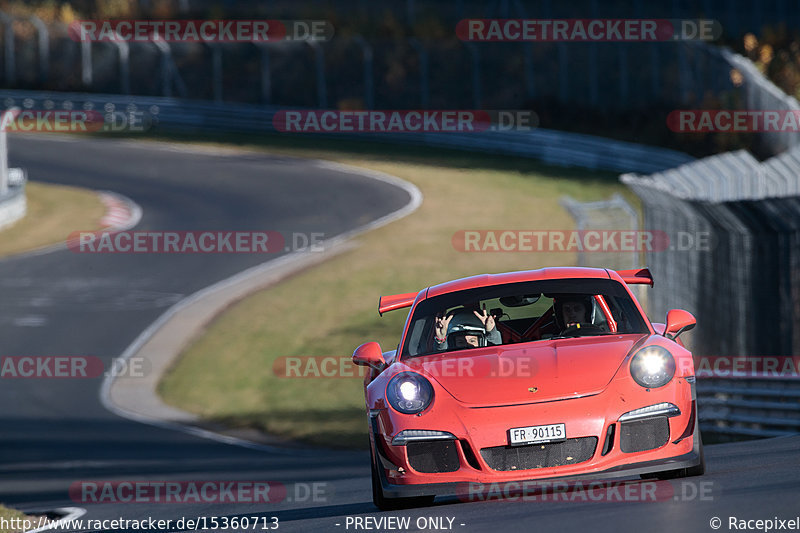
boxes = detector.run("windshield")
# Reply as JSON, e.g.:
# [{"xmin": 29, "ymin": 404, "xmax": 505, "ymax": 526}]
[{"xmin": 401, "ymin": 278, "xmax": 649, "ymax": 358}]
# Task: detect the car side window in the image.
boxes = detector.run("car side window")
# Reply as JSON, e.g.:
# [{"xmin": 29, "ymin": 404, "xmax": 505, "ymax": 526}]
[{"xmin": 405, "ymin": 316, "xmax": 429, "ymax": 356}]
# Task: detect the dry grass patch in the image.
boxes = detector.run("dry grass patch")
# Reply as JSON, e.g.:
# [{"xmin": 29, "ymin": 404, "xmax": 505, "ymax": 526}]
[{"xmin": 0, "ymin": 182, "xmax": 106, "ymax": 256}]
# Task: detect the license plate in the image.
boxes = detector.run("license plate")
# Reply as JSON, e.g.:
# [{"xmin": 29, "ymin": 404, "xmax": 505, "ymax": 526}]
[{"xmin": 508, "ymin": 423, "xmax": 566, "ymax": 446}]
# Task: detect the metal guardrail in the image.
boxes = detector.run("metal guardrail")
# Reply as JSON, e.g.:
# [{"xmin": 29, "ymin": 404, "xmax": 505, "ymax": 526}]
[
  {"xmin": 697, "ymin": 377, "xmax": 800, "ymax": 439},
  {"xmin": 0, "ymin": 89, "xmax": 694, "ymax": 174}
]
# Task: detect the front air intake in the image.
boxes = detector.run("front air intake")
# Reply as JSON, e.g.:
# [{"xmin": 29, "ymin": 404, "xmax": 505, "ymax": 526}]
[
  {"xmin": 407, "ymin": 440, "xmax": 460, "ymax": 473},
  {"xmin": 620, "ymin": 416, "xmax": 669, "ymax": 453},
  {"xmin": 480, "ymin": 437, "xmax": 598, "ymax": 471}
]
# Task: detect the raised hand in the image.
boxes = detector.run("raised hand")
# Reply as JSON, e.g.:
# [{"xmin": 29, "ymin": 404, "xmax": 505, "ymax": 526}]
[
  {"xmin": 434, "ymin": 312, "xmax": 454, "ymax": 340},
  {"xmin": 473, "ymin": 309, "xmax": 496, "ymax": 332}
]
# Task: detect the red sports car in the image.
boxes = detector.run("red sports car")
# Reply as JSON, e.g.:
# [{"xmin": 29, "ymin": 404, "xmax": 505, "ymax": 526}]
[{"xmin": 353, "ymin": 267, "xmax": 704, "ymax": 510}]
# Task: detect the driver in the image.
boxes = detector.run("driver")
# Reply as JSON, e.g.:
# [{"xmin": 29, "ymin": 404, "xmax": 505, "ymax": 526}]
[
  {"xmin": 434, "ymin": 308, "xmax": 501, "ymax": 351},
  {"xmin": 553, "ymin": 295, "xmax": 594, "ymax": 332}
]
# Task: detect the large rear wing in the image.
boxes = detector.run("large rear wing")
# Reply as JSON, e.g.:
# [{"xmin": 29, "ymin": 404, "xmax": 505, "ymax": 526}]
[
  {"xmin": 615, "ymin": 268, "xmax": 654, "ymax": 287},
  {"xmin": 378, "ymin": 292, "xmax": 418, "ymax": 316},
  {"xmin": 379, "ymin": 270, "xmax": 652, "ymax": 315}
]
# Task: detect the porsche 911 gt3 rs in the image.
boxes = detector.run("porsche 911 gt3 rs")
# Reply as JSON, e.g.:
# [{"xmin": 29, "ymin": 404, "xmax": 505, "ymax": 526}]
[{"xmin": 352, "ymin": 267, "xmax": 704, "ymax": 510}]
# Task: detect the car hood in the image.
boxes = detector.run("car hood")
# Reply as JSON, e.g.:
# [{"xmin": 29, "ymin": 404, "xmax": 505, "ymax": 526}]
[{"xmin": 405, "ymin": 335, "xmax": 647, "ymax": 406}]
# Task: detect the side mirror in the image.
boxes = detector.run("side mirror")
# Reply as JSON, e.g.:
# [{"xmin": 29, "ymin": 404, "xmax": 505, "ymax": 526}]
[
  {"xmin": 352, "ymin": 342, "xmax": 386, "ymax": 370},
  {"xmin": 664, "ymin": 309, "xmax": 696, "ymax": 340}
]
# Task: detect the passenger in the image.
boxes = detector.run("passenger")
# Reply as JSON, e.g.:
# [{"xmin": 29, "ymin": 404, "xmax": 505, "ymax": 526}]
[{"xmin": 434, "ymin": 308, "xmax": 501, "ymax": 351}]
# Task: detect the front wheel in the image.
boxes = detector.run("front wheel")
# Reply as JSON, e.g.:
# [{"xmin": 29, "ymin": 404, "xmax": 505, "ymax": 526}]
[
  {"xmin": 371, "ymin": 444, "xmax": 435, "ymax": 510},
  {"xmin": 652, "ymin": 438, "xmax": 705, "ymax": 479}
]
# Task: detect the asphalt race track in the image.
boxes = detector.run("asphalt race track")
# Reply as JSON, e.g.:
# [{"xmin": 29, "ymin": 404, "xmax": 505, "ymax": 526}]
[{"xmin": 1, "ymin": 135, "xmax": 798, "ymax": 533}]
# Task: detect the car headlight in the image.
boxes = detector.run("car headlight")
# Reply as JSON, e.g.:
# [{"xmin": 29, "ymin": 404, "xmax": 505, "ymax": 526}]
[
  {"xmin": 630, "ymin": 346, "xmax": 675, "ymax": 388},
  {"xmin": 387, "ymin": 372, "xmax": 434, "ymax": 414}
]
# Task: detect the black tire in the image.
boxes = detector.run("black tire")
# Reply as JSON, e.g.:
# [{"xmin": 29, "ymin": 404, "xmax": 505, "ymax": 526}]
[
  {"xmin": 371, "ymin": 443, "xmax": 435, "ymax": 511},
  {"xmin": 653, "ymin": 437, "xmax": 705, "ymax": 480}
]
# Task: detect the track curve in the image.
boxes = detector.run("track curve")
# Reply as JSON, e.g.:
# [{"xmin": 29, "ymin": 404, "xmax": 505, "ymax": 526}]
[{"xmin": 1, "ymin": 135, "xmax": 797, "ymax": 533}]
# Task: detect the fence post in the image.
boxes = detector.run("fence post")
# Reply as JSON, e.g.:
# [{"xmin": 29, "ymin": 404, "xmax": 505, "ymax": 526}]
[
  {"xmin": 155, "ymin": 39, "xmax": 170, "ymax": 97},
  {"xmin": 589, "ymin": 0, "xmax": 599, "ymax": 107},
  {"xmin": 29, "ymin": 15, "xmax": 49, "ymax": 84},
  {"xmin": 306, "ymin": 41, "xmax": 327, "ymax": 108},
  {"xmin": 618, "ymin": 46, "xmax": 629, "ymax": 107},
  {"xmin": 406, "ymin": 0, "xmax": 415, "ymax": 26},
  {"xmin": 110, "ymin": 32, "xmax": 130, "ymax": 94},
  {"xmin": 352, "ymin": 36, "xmax": 373, "ymax": 109},
  {"xmin": 210, "ymin": 43, "xmax": 223, "ymax": 102},
  {"xmin": 464, "ymin": 42, "xmax": 481, "ymax": 108},
  {"xmin": 523, "ymin": 44, "xmax": 535, "ymax": 100},
  {"xmin": 151, "ymin": 38, "xmax": 188, "ymax": 98},
  {"xmin": 650, "ymin": 43, "xmax": 661, "ymax": 99},
  {"xmin": 0, "ymin": 11, "xmax": 16, "ymax": 85},
  {"xmin": 408, "ymin": 38, "xmax": 429, "ymax": 109},
  {"xmin": 256, "ymin": 43, "xmax": 271, "ymax": 104},
  {"xmin": 558, "ymin": 43, "xmax": 568, "ymax": 104},
  {"xmin": 0, "ymin": 120, "xmax": 6, "ymax": 195}
]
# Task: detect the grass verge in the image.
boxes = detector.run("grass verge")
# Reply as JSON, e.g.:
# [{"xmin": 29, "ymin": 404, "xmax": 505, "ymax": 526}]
[
  {"xmin": 0, "ymin": 504, "xmax": 46, "ymax": 533},
  {"xmin": 0, "ymin": 182, "xmax": 106, "ymax": 257},
  {"xmin": 156, "ymin": 135, "xmax": 633, "ymax": 448}
]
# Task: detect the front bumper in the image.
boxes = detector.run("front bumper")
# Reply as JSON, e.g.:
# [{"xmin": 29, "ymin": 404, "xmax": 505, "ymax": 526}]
[
  {"xmin": 375, "ymin": 438, "xmax": 702, "ymax": 498},
  {"xmin": 371, "ymin": 376, "xmax": 699, "ymax": 498}
]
